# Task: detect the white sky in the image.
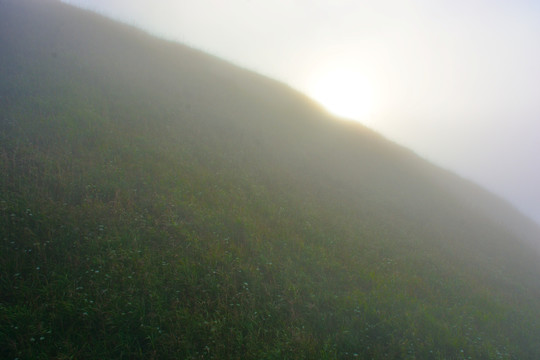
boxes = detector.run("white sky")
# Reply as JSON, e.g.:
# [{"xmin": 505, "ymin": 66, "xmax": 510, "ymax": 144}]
[{"xmin": 61, "ymin": 0, "xmax": 540, "ymax": 223}]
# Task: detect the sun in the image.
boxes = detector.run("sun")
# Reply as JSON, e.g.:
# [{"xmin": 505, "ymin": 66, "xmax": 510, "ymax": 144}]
[{"xmin": 309, "ymin": 68, "xmax": 375, "ymax": 123}]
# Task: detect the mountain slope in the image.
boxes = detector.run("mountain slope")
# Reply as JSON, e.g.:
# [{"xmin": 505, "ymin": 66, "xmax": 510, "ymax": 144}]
[{"xmin": 1, "ymin": 0, "xmax": 540, "ymax": 359}]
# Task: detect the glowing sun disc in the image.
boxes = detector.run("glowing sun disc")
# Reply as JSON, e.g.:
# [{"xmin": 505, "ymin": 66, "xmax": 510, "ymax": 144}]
[{"xmin": 310, "ymin": 69, "xmax": 374, "ymax": 122}]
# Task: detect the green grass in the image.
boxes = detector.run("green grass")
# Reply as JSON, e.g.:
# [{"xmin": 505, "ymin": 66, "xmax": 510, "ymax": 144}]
[{"xmin": 2, "ymin": 0, "xmax": 540, "ymax": 358}]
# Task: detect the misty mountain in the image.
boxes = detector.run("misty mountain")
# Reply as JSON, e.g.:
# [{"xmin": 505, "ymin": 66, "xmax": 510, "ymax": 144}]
[{"xmin": 2, "ymin": 0, "xmax": 540, "ymax": 358}]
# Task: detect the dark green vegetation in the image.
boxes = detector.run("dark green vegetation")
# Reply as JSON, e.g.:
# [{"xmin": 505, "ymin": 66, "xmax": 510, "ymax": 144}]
[{"xmin": 2, "ymin": 0, "xmax": 540, "ymax": 358}]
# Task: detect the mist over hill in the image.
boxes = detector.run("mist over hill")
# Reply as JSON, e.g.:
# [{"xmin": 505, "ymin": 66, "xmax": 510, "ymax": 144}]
[{"xmin": 2, "ymin": 0, "xmax": 540, "ymax": 358}]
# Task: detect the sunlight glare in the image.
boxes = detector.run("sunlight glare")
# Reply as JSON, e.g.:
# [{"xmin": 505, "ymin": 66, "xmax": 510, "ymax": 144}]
[{"xmin": 309, "ymin": 68, "xmax": 375, "ymax": 123}]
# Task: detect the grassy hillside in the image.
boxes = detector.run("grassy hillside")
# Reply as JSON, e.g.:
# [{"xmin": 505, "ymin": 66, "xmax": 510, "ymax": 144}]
[{"xmin": 2, "ymin": 0, "xmax": 540, "ymax": 358}]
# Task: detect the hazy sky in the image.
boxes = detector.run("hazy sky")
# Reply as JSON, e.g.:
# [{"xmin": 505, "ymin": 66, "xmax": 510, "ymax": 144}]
[{"xmin": 61, "ymin": 0, "xmax": 540, "ymax": 223}]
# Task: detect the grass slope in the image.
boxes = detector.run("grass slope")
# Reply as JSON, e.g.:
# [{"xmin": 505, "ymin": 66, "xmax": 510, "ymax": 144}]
[{"xmin": 2, "ymin": 0, "xmax": 540, "ymax": 358}]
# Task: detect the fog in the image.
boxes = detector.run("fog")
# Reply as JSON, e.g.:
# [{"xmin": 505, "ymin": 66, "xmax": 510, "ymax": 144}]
[{"xmin": 61, "ymin": 0, "xmax": 540, "ymax": 223}]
